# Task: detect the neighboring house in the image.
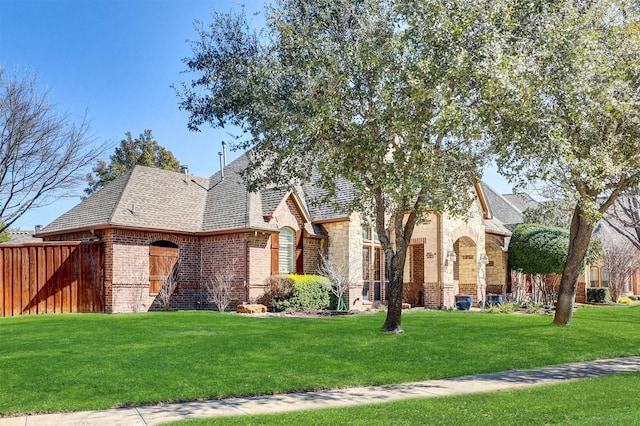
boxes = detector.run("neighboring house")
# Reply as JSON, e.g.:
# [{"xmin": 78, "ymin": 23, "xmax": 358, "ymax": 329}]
[
  {"xmin": 36, "ymin": 154, "xmax": 511, "ymax": 313},
  {"xmin": 1, "ymin": 229, "xmax": 43, "ymax": 244},
  {"xmin": 582, "ymin": 222, "xmax": 640, "ymax": 296},
  {"xmin": 485, "ymin": 183, "xmax": 640, "ymax": 299}
]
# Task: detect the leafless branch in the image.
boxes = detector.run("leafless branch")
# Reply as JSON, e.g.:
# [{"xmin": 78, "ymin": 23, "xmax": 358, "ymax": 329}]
[{"xmin": 0, "ymin": 69, "xmax": 106, "ymax": 231}]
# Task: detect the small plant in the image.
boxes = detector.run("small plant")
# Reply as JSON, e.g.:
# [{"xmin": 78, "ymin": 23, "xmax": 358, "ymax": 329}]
[
  {"xmin": 525, "ymin": 301, "xmax": 544, "ymax": 314},
  {"xmin": 618, "ymin": 296, "xmax": 632, "ymax": 304},
  {"xmin": 498, "ymin": 302, "xmax": 516, "ymax": 314},
  {"xmin": 484, "ymin": 301, "xmax": 517, "ymax": 314},
  {"xmin": 485, "ymin": 304, "xmax": 501, "ymax": 314}
]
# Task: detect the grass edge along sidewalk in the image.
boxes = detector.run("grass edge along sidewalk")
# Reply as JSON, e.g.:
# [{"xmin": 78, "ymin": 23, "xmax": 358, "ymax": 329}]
[{"xmin": 2, "ymin": 356, "xmax": 640, "ymax": 425}]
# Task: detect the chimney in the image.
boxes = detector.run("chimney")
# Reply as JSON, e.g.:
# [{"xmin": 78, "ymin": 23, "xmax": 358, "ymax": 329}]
[
  {"xmin": 218, "ymin": 151, "xmax": 225, "ymax": 181},
  {"xmin": 222, "ymin": 140, "xmax": 227, "ymax": 167}
]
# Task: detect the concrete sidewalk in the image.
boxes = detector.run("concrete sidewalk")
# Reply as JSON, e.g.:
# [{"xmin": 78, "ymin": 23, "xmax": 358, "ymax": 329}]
[{"xmin": 2, "ymin": 356, "xmax": 640, "ymax": 426}]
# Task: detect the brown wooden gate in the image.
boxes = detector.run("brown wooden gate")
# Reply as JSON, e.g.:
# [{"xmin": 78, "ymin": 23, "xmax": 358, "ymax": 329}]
[
  {"xmin": 149, "ymin": 244, "xmax": 179, "ymax": 294},
  {"xmin": 0, "ymin": 241, "xmax": 103, "ymax": 316}
]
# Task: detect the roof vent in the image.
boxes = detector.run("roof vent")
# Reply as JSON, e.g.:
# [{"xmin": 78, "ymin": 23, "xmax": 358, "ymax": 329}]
[
  {"xmin": 34, "ymin": 225, "xmax": 42, "ymax": 233},
  {"xmin": 180, "ymin": 165, "xmax": 189, "ymax": 182}
]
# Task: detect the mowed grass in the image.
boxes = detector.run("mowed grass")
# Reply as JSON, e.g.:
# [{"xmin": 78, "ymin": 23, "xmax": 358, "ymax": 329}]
[
  {"xmin": 177, "ymin": 372, "xmax": 640, "ymax": 425},
  {"xmin": 1, "ymin": 306, "xmax": 639, "ymax": 416}
]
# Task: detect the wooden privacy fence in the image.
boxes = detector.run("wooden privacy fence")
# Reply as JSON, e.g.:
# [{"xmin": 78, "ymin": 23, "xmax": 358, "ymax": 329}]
[{"xmin": 0, "ymin": 241, "xmax": 104, "ymax": 316}]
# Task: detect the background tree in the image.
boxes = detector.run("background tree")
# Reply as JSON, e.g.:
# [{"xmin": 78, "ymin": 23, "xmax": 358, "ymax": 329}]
[
  {"xmin": 484, "ymin": 0, "xmax": 640, "ymax": 324},
  {"xmin": 176, "ymin": 0, "xmax": 500, "ymax": 332},
  {"xmin": 598, "ymin": 225, "xmax": 640, "ymax": 302},
  {"xmin": 606, "ymin": 186, "xmax": 640, "ymax": 249},
  {"xmin": 0, "ymin": 69, "xmax": 104, "ymax": 233},
  {"xmin": 85, "ymin": 129, "xmax": 180, "ymax": 196},
  {"xmin": 0, "ymin": 227, "xmax": 9, "ymax": 242}
]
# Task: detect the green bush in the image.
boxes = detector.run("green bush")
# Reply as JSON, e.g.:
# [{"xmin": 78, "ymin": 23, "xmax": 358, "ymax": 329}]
[
  {"xmin": 509, "ymin": 224, "xmax": 569, "ymax": 275},
  {"xmin": 274, "ymin": 274, "xmax": 331, "ymax": 312},
  {"xmin": 262, "ymin": 276, "xmax": 295, "ymax": 311},
  {"xmin": 587, "ymin": 287, "xmax": 611, "ymax": 304}
]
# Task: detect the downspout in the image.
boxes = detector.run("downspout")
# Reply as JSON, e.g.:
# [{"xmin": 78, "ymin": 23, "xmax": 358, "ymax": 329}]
[
  {"xmin": 200, "ymin": 242, "xmax": 204, "ymax": 307},
  {"xmin": 437, "ymin": 213, "xmax": 443, "ymax": 308},
  {"xmin": 245, "ymin": 239, "xmax": 249, "ymax": 303}
]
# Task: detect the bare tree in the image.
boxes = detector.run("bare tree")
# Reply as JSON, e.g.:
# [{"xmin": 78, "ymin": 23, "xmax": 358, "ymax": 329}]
[
  {"xmin": 155, "ymin": 263, "xmax": 179, "ymax": 311},
  {"xmin": 0, "ymin": 69, "xmax": 105, "ymax": 232},
  {"xmin": 317, "ymin": 254, "xmax": 354, "ymax": 312},
  {"xmin": 204, "ymin": 259, "xmax": 239, "ymax": 312},
  {"xmin": 510, "ymin": 270, "xmax": 528, "ymax": 303},
  {"xmin": 600, "ymin": 227, "xmax": 640, "ymax": 303},
  {"xmin": 531, "ymin": 274, "xmax": 559, "ymax": 306},
  {"xmin": 607, "ymin": 186, "xmax": 640, "ymax": 250}
]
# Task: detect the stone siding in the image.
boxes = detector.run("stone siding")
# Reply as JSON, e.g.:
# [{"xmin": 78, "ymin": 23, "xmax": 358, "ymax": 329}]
[{"xmin": 323, "ymin": 213, "xmax": 364, "ymax": 310}]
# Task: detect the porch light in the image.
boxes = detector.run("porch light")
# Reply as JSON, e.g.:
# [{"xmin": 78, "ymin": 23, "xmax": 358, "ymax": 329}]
[
  {"xmin": 447, "ymin": 250, "xmax": 457, "ymax": 263},
  {"xmin": 479, "ymin": 253, "xmax": 489, "ymax": 264}
]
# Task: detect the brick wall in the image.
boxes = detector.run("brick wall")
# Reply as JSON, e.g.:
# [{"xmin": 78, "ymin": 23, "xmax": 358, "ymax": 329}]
[
  {"xmin": 423, "ymin": 282, "xmax": 441, "ymax": 309},
  {"xmin": 303, "ymin": 238, "xmax": 324, "ymax": 274}
]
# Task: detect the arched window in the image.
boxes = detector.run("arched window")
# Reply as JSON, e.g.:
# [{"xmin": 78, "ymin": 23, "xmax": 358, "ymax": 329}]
[{"xmin": 279, "ymin": 227, "xmax": 295, "ymax": 274}]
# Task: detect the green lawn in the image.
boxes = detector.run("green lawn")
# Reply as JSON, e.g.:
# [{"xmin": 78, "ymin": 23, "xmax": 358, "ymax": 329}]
[
  {"xmin": 1, "ymin": 306, "xmax": 639, "ymax": 416},
  {"xmin": 176, "ymin": 372, "xmax": 640, "ymax": 425}
]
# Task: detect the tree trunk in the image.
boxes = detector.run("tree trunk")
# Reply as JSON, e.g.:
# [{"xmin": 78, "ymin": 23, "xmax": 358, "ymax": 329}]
[
  {"xmin": 381, "ymin": 247, "xmax": 408, "ymax": 333},
  {"xmin": 553, "ymin": 204, "xmax": 595, "ymax": 325}
]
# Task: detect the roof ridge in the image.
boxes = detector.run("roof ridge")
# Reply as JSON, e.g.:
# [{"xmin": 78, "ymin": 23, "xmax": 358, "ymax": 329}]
[
  {"xmin": 109, "ymin": 167, "xmax": 139, "ymax": 224},
  {"xmin": 481, "ymin": 181, "xmax": 524, "ymax": 215}
]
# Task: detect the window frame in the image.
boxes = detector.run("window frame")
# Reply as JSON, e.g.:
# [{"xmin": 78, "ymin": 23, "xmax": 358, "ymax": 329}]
[{"xmin": 279, "ymin": 227, "xmax": 296, "ymax": 275}]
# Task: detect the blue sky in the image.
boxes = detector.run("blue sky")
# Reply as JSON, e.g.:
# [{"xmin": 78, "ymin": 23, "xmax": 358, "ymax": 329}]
[{"xmin": 1, "ymin": 0, "xmax": 510, "ymax": 231}]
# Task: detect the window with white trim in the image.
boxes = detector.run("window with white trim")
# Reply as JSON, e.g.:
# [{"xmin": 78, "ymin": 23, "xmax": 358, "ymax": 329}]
[{"xmin": 279, "ymin": 227, "xmax": 296, "ymax": 274}]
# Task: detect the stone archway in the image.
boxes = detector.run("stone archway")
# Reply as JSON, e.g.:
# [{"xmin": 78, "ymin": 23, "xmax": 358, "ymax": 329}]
[{"xmin": 453, "ymin": 236, "xmax": 479, "ymax": 305}]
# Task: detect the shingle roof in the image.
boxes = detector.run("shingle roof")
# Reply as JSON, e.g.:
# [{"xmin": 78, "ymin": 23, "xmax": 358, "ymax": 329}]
[
  {"xmin": 479, "ymin": 182, "xmax": 524, "ymax": 231},
  {"xmin": 2, "ymin": 229, "xmax": 42, "ymax": 244},
  {"xmin": 502, "ymin": 193, "xmax": 539, "ymax": 213},
  {"xmin": 38, "ymin": 153, "xmax": 300, "ymax": 236},
  {"xmin": 40, "ymin": 153, "xmax": 515, "ymax": 238},
  {"xmin": 41, "ymin": 166, "xmax": 210, "ymax": 235},
  {"xmin": 302, "ymin": 172, "xmax": 354, "ymax": 222}
]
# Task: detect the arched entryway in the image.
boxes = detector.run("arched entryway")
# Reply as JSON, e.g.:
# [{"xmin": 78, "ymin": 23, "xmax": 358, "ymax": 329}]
[
  {"xmin": 149, "ymin": 241, "xmax": 179, "ymax": 295},
  {"xmin": 453, "ymin": 236, "xmax": 478, "ymax": 305}
]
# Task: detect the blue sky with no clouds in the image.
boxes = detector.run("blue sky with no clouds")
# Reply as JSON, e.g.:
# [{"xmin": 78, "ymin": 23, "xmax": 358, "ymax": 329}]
[{"xmin": 1, "ymin": 0, "xmax": 511, "ymax": 231}]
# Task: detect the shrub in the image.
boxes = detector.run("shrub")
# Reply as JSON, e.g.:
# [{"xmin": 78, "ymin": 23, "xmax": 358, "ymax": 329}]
[
  {"xmin": 525, "ymin": 301, "xmax": 544, "ymax": 314},
  {"xmin": 618, "ymin": 296, "xmax": 632, "ymax": 304},
  {"xmin": 275, "ymin": 274, "xmax": 331, "ymax": 312},
  {"xmin": 587, "ymin": 287, "xmax": 611, "ymax": 304},
  {"xmin": 262, "ymin": 276, "xmax": 294, "ymax": 311}
]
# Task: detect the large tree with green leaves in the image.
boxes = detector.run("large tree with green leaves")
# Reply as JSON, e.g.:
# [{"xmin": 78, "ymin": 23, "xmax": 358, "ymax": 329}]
[
  {"xmin": 85, "ymin": 129, "xmax": 181, "ymax": 196},
  {"xmin": 176, "ymin": 0, "xmax": 500, "ymax": 332},
  {"xmin": 485, "ymin": 0, "xmax": 640, "ymax": 324}
]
